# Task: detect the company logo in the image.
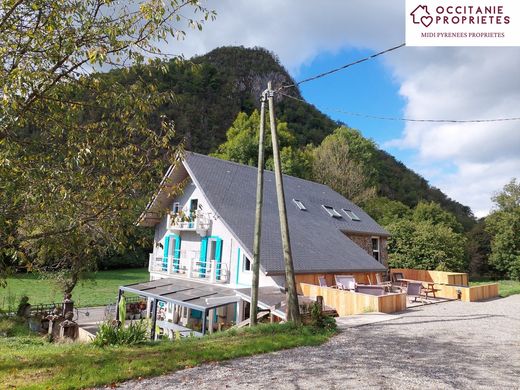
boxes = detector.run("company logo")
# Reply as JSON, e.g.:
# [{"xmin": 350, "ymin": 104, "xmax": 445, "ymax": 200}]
[
  {"xmin": 410, "ymin": 5, "xmax": 433, "ymax": 28},
  {"xmin": 406, "ymin": 0, "xmax": 520, "ymax": 46}
]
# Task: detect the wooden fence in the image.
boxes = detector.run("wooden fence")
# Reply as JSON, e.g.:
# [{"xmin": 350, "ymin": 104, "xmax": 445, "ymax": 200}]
[
  {"xmin": 391, "ymin": 268, "xmax": 469, "ymax": 286},
  {"xmin": 295, "ymin": 272, "xmax": 381, "ymax": 294},
  {"xmin": 390, "ymin": 268, "xmax": 498, "ymax": 302},
  {"xmin": 300, "ymin": 283, "xmax": 407, "ymax": 316},
  {"xmin": 433, "ymin": 283, "xmax": 499, "ymax": 302}
]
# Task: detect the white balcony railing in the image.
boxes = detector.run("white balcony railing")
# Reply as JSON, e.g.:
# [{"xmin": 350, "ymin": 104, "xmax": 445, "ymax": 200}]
[
  {"xmin": 148, "ymin": 253, "xmax": 228, "ymax": 283},
  {"xmin": 167, "ymin": 213, "xmax": 212, "ymax": 236}
]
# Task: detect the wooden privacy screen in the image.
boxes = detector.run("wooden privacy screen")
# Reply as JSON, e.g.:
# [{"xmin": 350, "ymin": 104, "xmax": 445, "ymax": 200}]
[
  {"xmin": 295, "ymin": 273, "xmax": 381, "ymax": 294},
  {"xmin": 433, "ymin": 283, "xmax": 499, "ymax": 302},
  {"xmin": 300, "ymin": 283, "xmax": 407, "ymax": 316},
  {"xmin": 391, "ymin": 268, "xmax": 469, "ymax": 286}
]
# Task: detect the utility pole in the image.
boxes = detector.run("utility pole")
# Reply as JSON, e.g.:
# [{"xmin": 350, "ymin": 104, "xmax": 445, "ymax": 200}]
[
  {"xmin": 267, "ymin": 81, "xmax": 301, "ymax": 324},
  {"xmin": 250, "ymin": 89, "xmax": 267, "ymax": 326}
]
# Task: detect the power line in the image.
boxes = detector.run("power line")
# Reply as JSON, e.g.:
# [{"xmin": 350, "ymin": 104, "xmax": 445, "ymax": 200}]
[
  {"xmin": 279, "ymin": 43, "xmax": 406, "ymax": 91},
  {"xmin": 280, "ymin": 92, "xmax": 520, "ymax": 124}
]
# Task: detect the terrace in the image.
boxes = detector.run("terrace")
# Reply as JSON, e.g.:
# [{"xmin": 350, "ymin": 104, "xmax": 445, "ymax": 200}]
[{"xmin": 300, "ymin": 269, "xmax": 500, "ymax": 316}]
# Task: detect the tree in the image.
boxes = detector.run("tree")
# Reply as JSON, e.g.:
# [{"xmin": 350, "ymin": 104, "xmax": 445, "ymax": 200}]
[
  {"xmin": 385, "ymin": 200, "xmax": 468, "ymax": 272},
  {"xmin": 412, "ymin": 201, "xmax": 463, "ymax": 233},
  {"xmin": 213, "ymin": 110, "xmax": 313, "ymax": 179},
  {"xmin": 363, "ymin": 197, "xmax": 411, "ymax": 227},
  {"xmin": 312, "ymin": 126, "xmax": 376, "ymax": 204},
  {"xmin": 0, "ymin": 1, "xmax": 214, "ymax": 293},
  {"xmin": 486, "ymin": 179, "xmax": 520, "ymax": 280},
  {"xmin": 387, "ymin": 219, "xmax": 467, "ymax": 272},
  {"xmin": 466, "ymin": 219, "xmax": 493, "ymax": 277}
]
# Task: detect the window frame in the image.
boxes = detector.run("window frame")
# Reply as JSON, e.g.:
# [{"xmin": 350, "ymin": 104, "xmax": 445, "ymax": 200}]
[
  {"xmin": 242, "ymin": 254, "xmax": 252, "ymax": 272},
  {"xmin": 292, "ymin": 198, "xmax": 307, "ymax": 211},
  {"xmin": 189, "ymin": 198, "xmax": 199, "ymax": 213},
  {"xmin": 322, "ymin": 205, "xmax": 342, "ymax": 218},
  {"xmin": 173, "ymin": 202, "xmax": 180, "ymax": 214},
  {"xmin": 342, "ymin": 208, "xmax": 361, "ymax": 221},
  {"xmin": 371, "ymin": 236, "xmax": 380, "ymax": 262}
]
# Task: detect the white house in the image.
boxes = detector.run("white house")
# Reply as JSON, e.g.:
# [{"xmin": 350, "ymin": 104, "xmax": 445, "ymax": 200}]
[{"xmin": 134, "ymin": 152, "xmax": 389, "ymax": 334}]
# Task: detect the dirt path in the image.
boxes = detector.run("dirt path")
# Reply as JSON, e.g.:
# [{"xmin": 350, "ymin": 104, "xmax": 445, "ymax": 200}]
[{"xmin": 112, "ymin": 295, "xmax": 520, "ymax": 389}]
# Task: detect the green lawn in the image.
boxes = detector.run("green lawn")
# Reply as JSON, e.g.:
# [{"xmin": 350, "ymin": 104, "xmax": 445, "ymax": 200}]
[
  {"xmin": 0, "ymin": 320, "xmax": 334, "ymax": 390},
  {"xmin": 0, "ymin": 268, "xmax": 149, "ymax": 309},
  {"xmin": 470, "ymin": 279, "xmax": 520, "ymax": 297}
]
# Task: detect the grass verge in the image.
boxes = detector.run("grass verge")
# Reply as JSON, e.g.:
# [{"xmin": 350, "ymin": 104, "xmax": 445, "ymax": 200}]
[
  {"xmin": 470, "ymin": 279, "xmax": 520, "ymax": 297},
  {"xmin": 0, "ymin": 268, "xmax": 148, "ymax": 309},
  {"xmin": 0, "ymin": 321, "xmax": 335, "ymax": 390}
]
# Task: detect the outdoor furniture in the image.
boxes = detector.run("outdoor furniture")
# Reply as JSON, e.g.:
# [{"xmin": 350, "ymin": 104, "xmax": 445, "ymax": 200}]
[
  {"xmin": 391, "ymin": 272, "xmax": 405, "ymax": 284},
  {"xmin": 406, "ymin": 282, "xmax": 426, "ymax": 303},
  {"xmin": 422, "ymin": 282, "xmax": 440, "ymax": 299},
  {"xmin": 355, "ymin": 285, "xmax": 386, "ymax": 296},
  {"xmin": 318, "ymin": 276, "xmax": 329, "ymax": 287},
  {"xmin": 334, "ymin": 275, "xmax": 356, "ymax": 291}
]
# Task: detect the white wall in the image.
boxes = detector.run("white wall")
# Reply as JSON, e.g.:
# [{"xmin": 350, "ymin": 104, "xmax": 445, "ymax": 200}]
[{"xmin": 152, "ymin": 177, "xmax": 281, "ymax": 289}]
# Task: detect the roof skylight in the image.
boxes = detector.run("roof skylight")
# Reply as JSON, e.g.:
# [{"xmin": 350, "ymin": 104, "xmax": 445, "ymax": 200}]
[
  {"xmin": 292, "ymin": 199, "xmax": 307, "ymax": 211},
  {"xmin": 322, "ymin": 205, "xmax": 342, "ymax": 218},
  {"xmin": 342, "ymin": 208, "xmax": 361, "ymax": 221}
]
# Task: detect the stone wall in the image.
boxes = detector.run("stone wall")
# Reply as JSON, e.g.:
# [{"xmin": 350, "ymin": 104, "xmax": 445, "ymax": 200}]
[{"xmin": 346, "ymin": 233, "xmax": 388, "ymax": 268}]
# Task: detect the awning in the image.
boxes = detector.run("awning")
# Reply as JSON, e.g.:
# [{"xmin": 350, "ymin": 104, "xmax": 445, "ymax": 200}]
[{"xmin": 120, "ymin": 278, "xmax": 240, "ymax": 312}]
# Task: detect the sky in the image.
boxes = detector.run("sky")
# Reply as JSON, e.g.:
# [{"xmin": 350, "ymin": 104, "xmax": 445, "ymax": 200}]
[{"xmin": 163, "ymin": 0, "xmax": 520, "ymax": 218}]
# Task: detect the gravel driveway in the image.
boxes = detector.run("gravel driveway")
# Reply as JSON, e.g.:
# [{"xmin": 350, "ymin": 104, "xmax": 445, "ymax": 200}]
[{"xmin": 114, "ymin": 295, "xmax": 520, "ymax": 389}]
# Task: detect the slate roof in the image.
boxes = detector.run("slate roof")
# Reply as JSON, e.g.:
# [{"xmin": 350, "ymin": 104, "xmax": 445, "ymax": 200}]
[{"xmin": 182, "ymin": 152, "xmax": 388, "ymax": 274}]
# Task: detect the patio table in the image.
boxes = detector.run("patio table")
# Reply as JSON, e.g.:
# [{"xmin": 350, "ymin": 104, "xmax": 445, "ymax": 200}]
[{"xmin": 397, "ymin": 279, "xmax": 440, "ymax": 298}]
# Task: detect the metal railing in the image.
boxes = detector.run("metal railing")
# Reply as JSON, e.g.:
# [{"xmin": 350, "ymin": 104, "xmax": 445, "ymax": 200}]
[{"xmin": 148, "ymin": 254, "xmax": 229, "ymax": 283}]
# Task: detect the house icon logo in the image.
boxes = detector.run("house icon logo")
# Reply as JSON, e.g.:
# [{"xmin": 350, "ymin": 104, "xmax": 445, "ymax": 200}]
[{"xmin": 410, "ymin": 5, "xmax": 433, "ymax": 27}]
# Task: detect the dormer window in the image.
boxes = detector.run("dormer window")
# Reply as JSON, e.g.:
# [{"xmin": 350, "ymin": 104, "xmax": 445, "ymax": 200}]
[
  {"xmin": 343, "ymin": 209, "xmax": 361, "ymax": 221},
  {"xmin": 292, "ymin": 199, "xmax": 307, "ymax": 210},
  {"xmin": 173, "ymin": 202, "xmax": 180, "ymax": 214},
  {"xmin": 322, "ymin": 205, "xmax": 342, "ymax": 218}
]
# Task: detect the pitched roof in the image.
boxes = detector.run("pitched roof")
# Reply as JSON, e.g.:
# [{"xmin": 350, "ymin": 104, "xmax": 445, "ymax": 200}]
[
  {"xmin": 139, "ymin": 152, "xmax": 388, "ymax": 274},
  {"xmin": 182, "ymin": 153, "xmax": 387, "ymax": 274}
]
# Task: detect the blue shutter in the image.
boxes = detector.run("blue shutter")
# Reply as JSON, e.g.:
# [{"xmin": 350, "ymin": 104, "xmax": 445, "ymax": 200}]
[
  {"xmin": 215, "ymin": 238, "xmax": 223, "ymax": 280},
  {"xmin": 235, "ymin": 248, "xmax": 241, "ymax": 285},
  {"xmin": 173, "ymin": 235, "xmax": 181, "ymax": 273},
  {"xmin": 163, "ymin": 235, "xmax": 171, "ymax": 271},
  {"xmin": 199, "ymin": 237, "xmax": 208, "ymax": 278}
]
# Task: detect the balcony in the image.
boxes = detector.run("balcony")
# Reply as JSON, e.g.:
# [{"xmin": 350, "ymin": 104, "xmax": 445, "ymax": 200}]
[
  {"xmin": 167, "ymin": 212, "xmax": 212, "ymax": 236},
  {"xmin": 148, "ymin": 251, "xmax": 229, "ymax": 284}
]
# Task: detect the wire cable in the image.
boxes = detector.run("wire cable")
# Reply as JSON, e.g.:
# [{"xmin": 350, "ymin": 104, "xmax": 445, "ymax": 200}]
[
  {"xmin": 278, "ymin": 43, "xmax": 406, "ymax": 91},
  {"xmin": 279, "ymin": 92, "xmax": 520, "ymax": 124}
]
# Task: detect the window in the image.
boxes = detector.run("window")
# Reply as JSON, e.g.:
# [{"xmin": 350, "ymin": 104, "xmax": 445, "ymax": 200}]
[
  {"xmin": 173, "ymin": 202, "xmax": 180, "ymax": 214},
  {"xmin": 342, "ymin": 208, "xmax": 361, "ymax": 221},
  {"xmin": 322, "ymin": 205, "xmax": 342, "ymax": 218},
  {"xmin": 189, "ymin": 199, "xmax": 198, "ymax": 214},
  {"xmin": 372, "ymin": 237, "xmax": 380, "ymax": 262},
  {"xmin": 292, "ymin": 199, "xmax": 307, "ymax": 210},
  {"xmin": 243, "ymin": 255, "xmax": 252, "ymax": 272}
]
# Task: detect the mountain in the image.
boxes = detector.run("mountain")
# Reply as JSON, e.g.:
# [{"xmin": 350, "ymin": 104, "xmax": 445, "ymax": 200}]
[{"xmin": 105, "ymin": 46, "xmax": 475, "ymax": 230}]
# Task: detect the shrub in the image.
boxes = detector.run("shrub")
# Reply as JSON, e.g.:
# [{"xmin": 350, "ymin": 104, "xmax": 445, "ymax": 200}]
[
  {"xmin": 310, "ymin": 302, "xmax": 337, "ymax": 332},
  {"xmin": 16, "ymin": 296, "xmax": 31, "ymax": 318},
  {"xmin": 93, "ymin": 320, "xmax": 148, "ymax": 347}
]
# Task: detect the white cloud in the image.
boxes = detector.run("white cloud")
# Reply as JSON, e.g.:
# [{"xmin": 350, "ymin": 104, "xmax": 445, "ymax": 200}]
[
  {"xmin": 165, "ymin": 0, "xmax": 520, "ymax": 216},
  {"xmin": 167, "ymin": 0, "xmax": 404, "ymax": 72},
  {"xmin": 384, "ymin": 46, "xmax": 520, "ymax": 216}
]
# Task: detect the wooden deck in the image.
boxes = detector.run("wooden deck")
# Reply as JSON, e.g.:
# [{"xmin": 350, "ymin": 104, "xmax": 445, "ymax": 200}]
[
  {"xmin": 300, "ymin": 283, "xmax": 407, "ymax": 316},
  {"xmin": 391, "ymin": 268, "xmax": 499, "ymax": 302}
]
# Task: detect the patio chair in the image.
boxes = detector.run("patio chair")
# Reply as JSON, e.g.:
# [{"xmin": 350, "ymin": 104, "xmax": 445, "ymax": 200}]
[
  {"xmin": 375, "ymin": 273, "xmax": 392, "ymax": 287},
  {"xmin": 334, "ymin": 275, "xmax": 356, "ymax": 291},
  {"xmin": 391, "ymin": 272, "xmax": 404, "ymax": 283},
  {"xmin": 318, "ymin": 276, "xmax": 329, "ymax": 287},
  {"xmin": 406, "ymin": 282, "xmax": 426, "ymax": 303}
]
